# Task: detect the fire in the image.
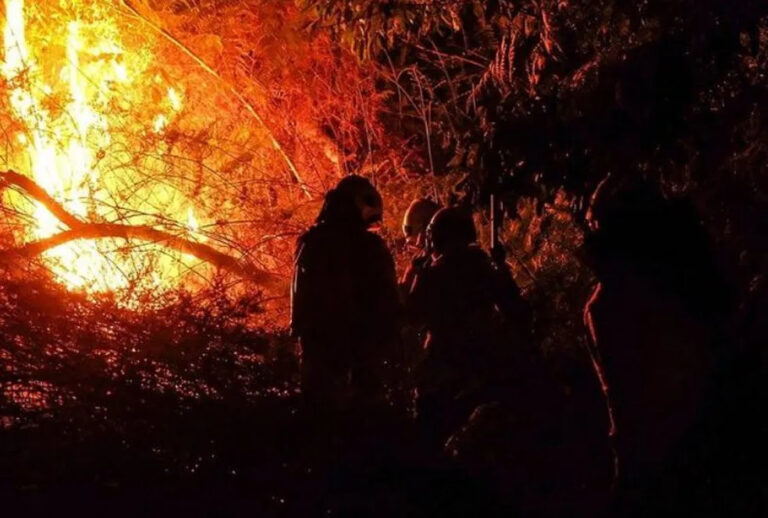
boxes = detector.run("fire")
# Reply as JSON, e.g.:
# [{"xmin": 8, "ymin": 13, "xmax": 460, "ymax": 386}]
[
  {"xmin": 1, "ymin": 0, "xmax": 210, "ymax": 298},
  {"xmin": 168, "ymin": 87, "xmax": 182, "ymax": 111},
  {"xmin": 187, "ymin": 207, "xmax": 199, "ymax": 233}
]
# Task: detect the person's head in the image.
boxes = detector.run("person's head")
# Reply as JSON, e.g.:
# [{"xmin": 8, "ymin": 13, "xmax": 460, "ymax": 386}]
[
  {"xmin": 427, "ymin": 206, "xmax": 477, "ymax": 256},
  {"xmin": 403, "ymin": 198, "xmax": 441, "ymax": 249},
  {"xmin": 585, "ymin": 178, "xmax": 729, "ymax": 317},
  {"xmin": 317, "ymin": 175, "xmax": 383, "ymax": 228}
]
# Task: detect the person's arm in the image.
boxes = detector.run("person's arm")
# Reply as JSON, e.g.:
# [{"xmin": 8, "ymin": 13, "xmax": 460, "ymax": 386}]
[
  {"xmin": 290, "ymin": 235, "xmax": 319, "ymax": 339},
  {"xmin": 379, "ymin": 242, "xmax": 403, "ymax": 336},
  {"xmin": 399, "ymin": 250, "xmax": 431, "ymax": 302},
  {"xmin": 492, "ymin": 261, "xmax": 533, "ymax": 337},
  {"xmin": 405, "ymin": 261, "xmax": 433, "ymax": 330}
]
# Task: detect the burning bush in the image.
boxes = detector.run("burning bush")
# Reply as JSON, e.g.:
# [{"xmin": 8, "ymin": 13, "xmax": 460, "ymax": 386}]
[{"xmin": 0, "ymin": 0, "xmax": 410, "ymax": 314}]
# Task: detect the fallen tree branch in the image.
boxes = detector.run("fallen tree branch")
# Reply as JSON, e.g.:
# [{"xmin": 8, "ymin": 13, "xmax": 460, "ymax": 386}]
[
  {"xmin": 0, "ymin": 170, "xmax": 281, "ymax": 288},
  {"xmin": 0, "ymin": 171, "xmax": 83, "ymax": 228},
  {"xmin": 7, "ymin": 224, "xmax": 278, "ymax": 286}
]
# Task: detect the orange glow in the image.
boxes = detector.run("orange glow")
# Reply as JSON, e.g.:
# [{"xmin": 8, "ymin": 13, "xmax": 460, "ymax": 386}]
[{"xmin": 1, "ymin": 0, "xmax": 207, "ymax": 297}]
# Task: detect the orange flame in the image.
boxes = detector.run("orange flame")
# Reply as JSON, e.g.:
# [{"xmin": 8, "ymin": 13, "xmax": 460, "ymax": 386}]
[{"xmin": 2, "ymin": 0, "xmax": 208, "ymax": 298}]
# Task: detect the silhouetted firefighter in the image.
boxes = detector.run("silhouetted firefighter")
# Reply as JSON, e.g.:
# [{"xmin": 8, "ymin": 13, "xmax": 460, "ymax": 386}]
[
  {"xmin": 406, "ymin": 207, "xmax": 531, "ymax": 444},
  {"xmin": 395, "ymin": 198, "xmax": 443, "ymax": 407},
  {"xmin": 584, "ymin": 179, "xmax": 732, "ymax": 513},
  {"xmin": 399, "ymin": 197, "xmax": 441, "ymax": 297},
  {"xmin": 291, "ymin": 176, "xmax": 400, "ymax": 408}
]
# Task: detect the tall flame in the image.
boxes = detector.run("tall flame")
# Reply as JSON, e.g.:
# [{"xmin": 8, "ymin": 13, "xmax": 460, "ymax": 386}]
[{"xmin": 1, "ymin": 0, "xmax": 207, "ymax": 298}]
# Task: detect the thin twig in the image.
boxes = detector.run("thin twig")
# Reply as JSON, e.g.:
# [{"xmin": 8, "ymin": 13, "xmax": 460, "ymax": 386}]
[{"xmin": 119, "ymin": 0, "xmax": 313, "ymax": 199}]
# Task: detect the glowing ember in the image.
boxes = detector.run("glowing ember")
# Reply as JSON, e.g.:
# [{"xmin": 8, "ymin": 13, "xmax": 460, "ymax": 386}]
[{"xmin": 1, "ymin": 0, "xmax": 208, "ymax": 296}]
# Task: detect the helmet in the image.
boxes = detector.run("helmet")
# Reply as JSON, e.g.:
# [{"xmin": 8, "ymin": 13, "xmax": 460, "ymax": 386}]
[
  {"xmin": 402, "ymin": 198, "xmax": 441, "ymax": 247},
  {"xmin": 318, "ymin": 175, "xmax": 383, "ymax": 227},
  {"xmin": 427, "ymin": 207, "xmax": 477, "ymax": 255}
]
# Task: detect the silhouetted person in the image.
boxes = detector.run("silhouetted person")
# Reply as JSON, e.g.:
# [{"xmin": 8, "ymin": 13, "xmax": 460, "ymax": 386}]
[
  {"xmin": 291, "ymin": 176, "xmax": 400, "ymax": 409},
  {"xmin": 400, "ymin": 197, "xmax": 441, "ymax": 292},
  {"xmin": 584, "ymin": 179, "xmax": 731, "ymax": 514},
  {"xmin": 406, "ymin": 207, "xmax": 531, "ymax": 445},
  {"xmin": 402, "ymin": 198, "xmax": 441, "ymax": 249}
]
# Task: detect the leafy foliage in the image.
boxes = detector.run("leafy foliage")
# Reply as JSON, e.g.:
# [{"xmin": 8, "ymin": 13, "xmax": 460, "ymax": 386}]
[{"xmin": 308, "ymin": 0, "xmax": 768, "ymax": 343}]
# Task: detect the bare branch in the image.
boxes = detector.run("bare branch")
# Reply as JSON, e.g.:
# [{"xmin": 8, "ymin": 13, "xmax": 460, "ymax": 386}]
[
  {"xmin": 0, "ymin": 171, "xmax": 83, "ymax": 228},
  {"xmin": 6, "ymin": 224, "xmax": 278, "ymax": 285},
  {"xmin": 0, "ymin": 170, "xmax": 283, "ymax": 288}
]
